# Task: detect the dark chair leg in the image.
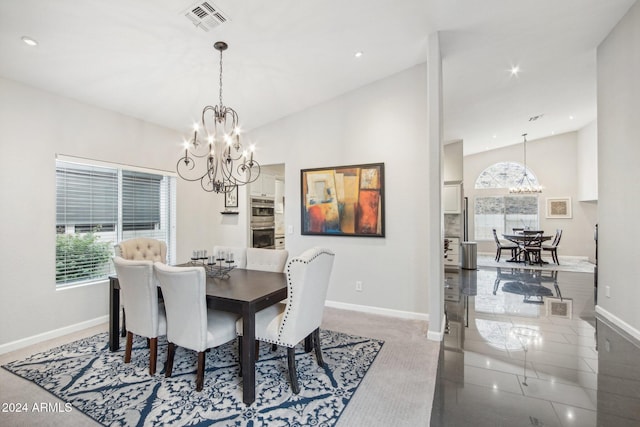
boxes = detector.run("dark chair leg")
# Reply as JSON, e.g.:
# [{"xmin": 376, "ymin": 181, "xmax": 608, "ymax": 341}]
[
  {"xmin": 149, "ymin": 337, "xmax": 158, "ymax": 375},
  {"xmin": 313, "ymin": 328, "xmax": 324, "ymax": 367},
  {"xmin": 238, "ymin": 337, "xmax": 243, "ymax": 377},
  {"xmin": 165, "ymin": 342, "xmax": 176, "ymax": 377},
  {"xmin": 271, "ymin": 343, "xmax": 277, "ymax": 351},
  {"xmin": 196, "ymin": 351, "xmax": 205, "ymax": 392},
  {"xmin": 304, "ymin": 334, "xmax": 313, "ymax": 352},
  {"xmin": 121, "ymin": 309, "xmax": 127, "ymax": 337},
  {"xmin": 287, "ymin": 347, "xmax": 300, "ymax": 394},
  {"xmin": 255, "ymin": 340, "xmax": 260, "ymax": 360},
  {"xmin": 495, "ymin": 249, "xmax": 500, "ymax": 262},
  {"xmin": 124, "ymin": 331, "xmax": 133, "ymax": 363}
]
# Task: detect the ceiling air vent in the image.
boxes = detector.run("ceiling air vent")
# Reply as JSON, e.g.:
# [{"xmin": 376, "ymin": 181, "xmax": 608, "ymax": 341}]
[{"xmin": 183, "ymin": 1, "xmax": 229, "ymax": 32}]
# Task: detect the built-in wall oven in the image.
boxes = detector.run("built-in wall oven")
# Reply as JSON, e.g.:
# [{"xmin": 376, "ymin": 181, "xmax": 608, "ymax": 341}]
[
  {"xmin": 252, "ymin": 227, "xmax": 275, "ymax": 249},
  {"xmin": 251, "ymin": 197, "xmax": 275, "ymax": 249}
]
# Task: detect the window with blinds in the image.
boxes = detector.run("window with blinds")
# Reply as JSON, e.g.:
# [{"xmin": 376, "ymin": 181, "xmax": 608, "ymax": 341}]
[
  {"xmin": 55, "ymin": 158, "xmax": 176, "ymax": 286},
  {"xmin": 474, "ymin": 195, "xmax": 539, "ymax": 240}
]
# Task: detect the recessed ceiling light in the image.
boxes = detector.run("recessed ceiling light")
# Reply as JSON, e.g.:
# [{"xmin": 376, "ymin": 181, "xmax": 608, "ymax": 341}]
[
  {"xmin": 569, "ymin": 115, "xmax": 574, "ymax": 120},
  {"xmin": 510, "ymin": 65, "xmax": 520, "ymax": 76},
  {"xmin": 492, "ymin": 134, "xmax": 497, "ymax": 139},
  {"xmin": 354, "ymin": 51, "xmax": 363, "ymax": 58},
  {"xmin": 21, "ymin": 36, "xmax": 38, "ymax": 47}
]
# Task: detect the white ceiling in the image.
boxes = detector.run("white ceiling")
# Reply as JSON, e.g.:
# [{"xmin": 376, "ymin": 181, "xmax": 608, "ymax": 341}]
[{"xmin": 0, "ymin": 0, "xmax": 635, "ymax": 155}]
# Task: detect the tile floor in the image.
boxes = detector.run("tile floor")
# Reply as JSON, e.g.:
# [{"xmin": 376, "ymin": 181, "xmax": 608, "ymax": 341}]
[{"xmin": 430, "ymin": 266, "xmax": 640, "ymax": 427}]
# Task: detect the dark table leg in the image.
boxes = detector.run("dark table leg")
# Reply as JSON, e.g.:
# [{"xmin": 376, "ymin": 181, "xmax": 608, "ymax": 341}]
[
  {"xmin": 241, "ymin": 305, "xmax": 256, "ymax": 405},
  {"xmin": 304, "ymin": 334, "xmax": 313, "ymax": 352},
  {"xmin": 109, "ymin": 277, "xmax": 120, "ymax": 352}
]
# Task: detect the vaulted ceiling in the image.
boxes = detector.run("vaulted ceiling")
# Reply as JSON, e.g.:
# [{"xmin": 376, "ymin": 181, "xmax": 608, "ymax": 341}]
[{"xmin": 0, "ymin": 0, "xmax": 635, "ymax": 155}]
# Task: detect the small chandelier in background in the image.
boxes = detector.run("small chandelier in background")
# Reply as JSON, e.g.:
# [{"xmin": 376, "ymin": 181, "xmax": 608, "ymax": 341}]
[
  {"xmin": 177, "ymin": 41, "xmax": 260, "ymax": 193},
  {"xmin": 509, "ymin": 133, "xmax": 543, "ymax": 194}
]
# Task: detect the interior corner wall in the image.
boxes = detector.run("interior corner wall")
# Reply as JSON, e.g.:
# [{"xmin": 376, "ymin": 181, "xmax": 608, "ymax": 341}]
[
  {"xmin": 463, "ymin": 132, "xmax": 597, "ymax": 258},
  {"xmin": 0, "ymin": 77, "xmax": 217, "ymax": 347},
  {"xmin": 577, "ymin": 121, "xmax": 598, "ymax": 202},
  {"xmin": 246, "ymin": 64, "xmax": 430, "ymax": 315},
  {"xmin": 596, "ymin": 0, "xmax": 640, "ymax": 333}
]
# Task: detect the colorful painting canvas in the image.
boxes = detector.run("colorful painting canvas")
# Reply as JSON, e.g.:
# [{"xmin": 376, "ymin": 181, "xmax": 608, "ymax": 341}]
[{"xmin": 301, "ymin": 163, "xmax": 384, "ymax": 237}]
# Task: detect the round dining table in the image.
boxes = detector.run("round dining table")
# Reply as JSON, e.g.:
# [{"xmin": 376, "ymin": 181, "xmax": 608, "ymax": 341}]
[{"xmin": 502, "ymin": 233, "xmax": 553, "ymax": 263}]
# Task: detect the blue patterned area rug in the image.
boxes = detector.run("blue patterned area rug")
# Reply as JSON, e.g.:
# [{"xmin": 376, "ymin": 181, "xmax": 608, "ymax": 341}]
[{"xmin": 2, "ymin": 330, "xmax": 383, "ymax": 426}]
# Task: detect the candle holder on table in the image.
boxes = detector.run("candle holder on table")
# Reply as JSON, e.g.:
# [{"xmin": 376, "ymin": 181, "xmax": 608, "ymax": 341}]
[{"xmin": 190, "ymin": 250, "xmax": 235, "ymax": 278}]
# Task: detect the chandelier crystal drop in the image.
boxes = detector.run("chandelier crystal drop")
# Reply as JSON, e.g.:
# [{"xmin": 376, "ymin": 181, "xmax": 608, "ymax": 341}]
[
  {"xmin": 509, "ymin": 133, "xmax": 543, "ymax": 194},
  {"xmin": 177, "ymin": 41, "xmax": 260, "ymax": 193}
]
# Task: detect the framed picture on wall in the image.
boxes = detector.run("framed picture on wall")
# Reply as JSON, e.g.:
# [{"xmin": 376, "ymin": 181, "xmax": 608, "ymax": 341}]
[
  {"xmin": 300, "ymin": 162, "xmax": 385, "ymax": 237},
  {"xmin": 546, "ymin": 197, "xmax": 572, "ymax": 219},
  {"xmin": 225, "ymin": 186, "xmax": 238, "ymax": 208}
]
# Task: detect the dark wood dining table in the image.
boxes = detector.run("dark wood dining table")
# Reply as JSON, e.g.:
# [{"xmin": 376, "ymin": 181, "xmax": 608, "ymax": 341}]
[
  {"xmin": 108, "ymin": 266, "xmax": 287, "ymax": 406},
  {"xmin": 502, "ymin": 233, "xmax": 553, "ymax": 263}
]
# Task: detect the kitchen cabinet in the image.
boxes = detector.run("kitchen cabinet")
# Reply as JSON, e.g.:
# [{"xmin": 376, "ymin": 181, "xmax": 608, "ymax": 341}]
[
  {"xmin": 250, "ymin": 173, "xmax": 275, "ymax": 197},
  {"xmin": 443, "ymin": 183, "xmax": 462, "ymax": 214},
  {"xmin": 444, "ymin": 237, "xmax": 460, "ymax": 266}
]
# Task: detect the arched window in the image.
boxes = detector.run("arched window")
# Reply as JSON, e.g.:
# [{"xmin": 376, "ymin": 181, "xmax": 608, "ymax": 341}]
[
  {"xmin": 475, "ymin": 162, "xmax": 540, "ymax": 189},
  {"xmin": 473, "ymin": 162, "xmax": 540, "ymax": 240}
]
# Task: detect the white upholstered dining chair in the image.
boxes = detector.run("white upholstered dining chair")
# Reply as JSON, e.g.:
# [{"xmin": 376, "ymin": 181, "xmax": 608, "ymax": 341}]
[
  {"xmin": 114, "ymin": 238, "xmax": 167, "ymax": 336},
  {"xmin": 246, "ymin": 248, "xmax": 288, "ymax": 272},
  {"xmin": 111, "ymin": 257, "xmax": 166, "ymax": 375},
  {"xmin": 237, "ymin": 247, "xmax": 335, "ymax": 394},
  {"xmin": 114, "ymin": 237, "xmax": 167, "ymax": 262},
  {"xmin": 153, "ymin": 262, "xmax": 239, "ymax": 392},
  {"xmin": 212, "ymin": 246, "xmax": 247, "ymax": 269}
]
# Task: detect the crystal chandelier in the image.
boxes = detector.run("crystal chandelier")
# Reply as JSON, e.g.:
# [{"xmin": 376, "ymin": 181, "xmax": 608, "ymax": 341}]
[
  {"xmin": 177, "ymin": 41, "xmax": 260, "ymax": 193},
  {"xmin": 509, "ymin": 133, "xmax": 542, "ymax": 194}
]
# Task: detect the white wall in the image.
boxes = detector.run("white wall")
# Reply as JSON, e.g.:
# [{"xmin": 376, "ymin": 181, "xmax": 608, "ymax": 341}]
[
  {"xmin": 577, "ymin": 121, "xmax": 598, "ymax": 201},
  {"xmin": 596, "ymin": 0, "xmax": 640, "ymax": 334},
  {"xmin": 444, "ymin": 140, "xmax": 463, "ymax": 182},
  {"xmin": 464, "ymin": 131, "xmax": 598, "ymax": 258},
  {"xmin": 233, "ymin": 64, "xmax": 431, "ymax": 315},
  {"xmin": 0, "ymin": 77, "xmax": 219, "ymax": 347}
]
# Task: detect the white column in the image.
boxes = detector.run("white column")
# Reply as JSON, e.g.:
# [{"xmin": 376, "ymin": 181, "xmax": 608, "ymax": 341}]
[{"xmin": 426, "ymin": 32, "xmax": 445, "ymax": 341}]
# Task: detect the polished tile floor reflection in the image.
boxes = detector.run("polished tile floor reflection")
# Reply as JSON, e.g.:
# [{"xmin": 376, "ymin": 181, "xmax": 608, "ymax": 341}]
[{"xmin": 430, "ymin": 266, "xmax": 640, "ymax": 427}]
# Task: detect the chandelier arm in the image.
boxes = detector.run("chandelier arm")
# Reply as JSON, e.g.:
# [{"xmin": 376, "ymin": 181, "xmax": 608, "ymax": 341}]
[{"xmin": 176, "ymin": 158, "xmax": 209, "ymax": 182}]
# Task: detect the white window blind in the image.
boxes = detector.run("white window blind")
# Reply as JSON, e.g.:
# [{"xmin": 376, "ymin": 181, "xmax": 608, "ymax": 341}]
[{"xmin": 56, "ymin": 158, "xmax": 176, "ymax": 287}]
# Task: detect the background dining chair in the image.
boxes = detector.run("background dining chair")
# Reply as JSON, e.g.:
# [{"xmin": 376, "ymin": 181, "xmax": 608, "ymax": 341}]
[
  {"xmin": 114, "ymin": 238, "xmax": 167, "ymax": 336},
  {"xmin": 111, "ymin": 257, "xmax": 166, "ymax": 375},
  {"xmin": 492, "ymin": 229, "xmax": 518, "ymax": 262},
  {"xmin": 153, "ymin": 262, "xmax": 239, "ymax": 392},
  {"xmin": 542, "ymin": 229, "xmax": 563, "ymax": 265},
  {"xmin": 212, "ymin": 246, "xmax": 247, "ymax": 268},
  {"xmin": 114, "ymin": 237, "xmax": 167, "ymax": 262},
  {"xmin": 237, "ymin": 247, "xmax": 335, "ymax": 394},
  {"xmin": 246, "ymin": 248, "xmax": 289, "ymax": 272},
  {"xmin": 523, "ymin": 233, "xmax": 544, "ymax": 265}
]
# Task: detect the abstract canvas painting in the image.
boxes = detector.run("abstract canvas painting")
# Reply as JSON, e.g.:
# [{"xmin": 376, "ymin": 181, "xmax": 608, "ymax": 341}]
[{"xmin": 301, "ymin": 163, "xmax": 384, "ymax": 237}]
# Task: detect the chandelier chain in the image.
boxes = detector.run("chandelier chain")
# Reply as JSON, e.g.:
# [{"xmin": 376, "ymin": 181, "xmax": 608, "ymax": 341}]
[{"xmin": 218, "ymin": 47, "xmax": 223, "ymax": 107}]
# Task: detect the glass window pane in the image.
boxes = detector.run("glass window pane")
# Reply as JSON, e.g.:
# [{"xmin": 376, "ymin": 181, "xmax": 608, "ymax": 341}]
[{"xmin": 56, "ymin": 159, "xmax": 175, "ymax": 287}]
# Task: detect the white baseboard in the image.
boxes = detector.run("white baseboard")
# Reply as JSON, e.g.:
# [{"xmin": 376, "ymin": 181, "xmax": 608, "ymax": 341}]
[
  {"xmin": 325, "ymin": 300, "xmax": 429, "ymax": 322},
  {"xmin": 0, "ymin": 315, "xmax": 109, "ymax": 355},
  {"xmin": 595, "ymin": 305, "xmax": 640, "ymax": 343},
  {"xmin": 426, "ymin": 315, "xmax": 446, "ymax": 342}
]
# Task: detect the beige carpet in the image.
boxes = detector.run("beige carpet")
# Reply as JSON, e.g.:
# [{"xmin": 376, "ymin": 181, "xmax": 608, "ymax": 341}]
[{"xmin": 0, "ymin": 307, "xmax": 439, "ymax": 427}]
